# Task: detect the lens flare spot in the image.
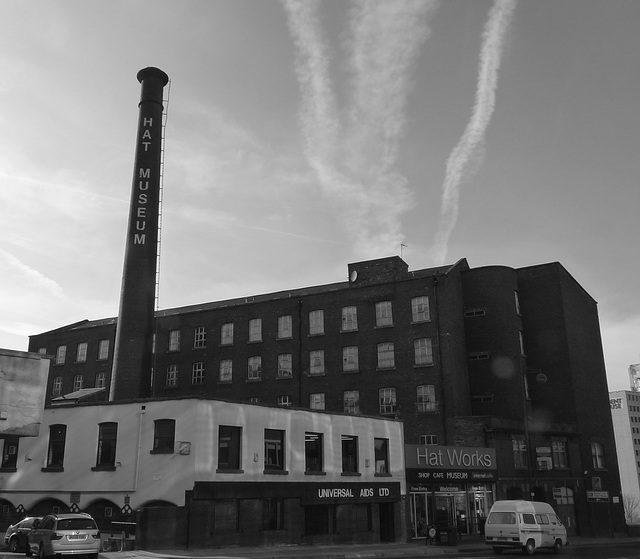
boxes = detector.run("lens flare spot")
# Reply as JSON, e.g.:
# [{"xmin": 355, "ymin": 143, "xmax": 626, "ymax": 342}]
[{"xmin": 491, "ymin": 356, "xmax": 515, "ymax": 380}]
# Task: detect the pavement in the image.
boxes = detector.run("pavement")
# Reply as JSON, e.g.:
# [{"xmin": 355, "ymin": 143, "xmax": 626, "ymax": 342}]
[{"xmin": 98, "ymin": 534, "xmax": 640, "ymax": 559}]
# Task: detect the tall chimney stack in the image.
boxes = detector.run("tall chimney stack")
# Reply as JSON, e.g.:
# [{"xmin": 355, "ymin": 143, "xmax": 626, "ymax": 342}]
[{"xmin": 110, "ymin": 67, "xmax": 169, "ymax": 401}]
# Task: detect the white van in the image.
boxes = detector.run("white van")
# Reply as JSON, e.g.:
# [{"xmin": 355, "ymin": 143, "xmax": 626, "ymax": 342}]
[{"xmin": 484, "ymin": 500, "xmax": 567, "ymax": 555}]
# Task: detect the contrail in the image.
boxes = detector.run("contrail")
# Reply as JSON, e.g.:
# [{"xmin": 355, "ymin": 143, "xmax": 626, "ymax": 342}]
[{"xmin": 430, "ymin": 0, "xmax": 517, "ymax": 265}]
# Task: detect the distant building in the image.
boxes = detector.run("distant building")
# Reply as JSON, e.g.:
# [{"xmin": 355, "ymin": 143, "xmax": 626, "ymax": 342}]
[
  {"xmin": 23, "ymin": 256, "xmax": 627, "ymax": 538},
  {"xmin": 610, "ymin": 389, "xmax": 640, "ymax": 522}
]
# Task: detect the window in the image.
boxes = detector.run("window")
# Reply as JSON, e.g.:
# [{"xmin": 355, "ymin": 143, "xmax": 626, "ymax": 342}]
[
  {"xmin": 515, "ymin": 290, "xmax": 521, "ymax": 315},
  {"xmin": 341, "ymin": 306, "xmax": 358, "ymax": 331},
  {"xmin": 277, "ymin": 315, "xmax": 292, "ymax": 339},
  {"xmin": 412, "ymin": 296, "xmax": 430, "ymax": 322},
  {"xmin": 379, "ymin": 387, "xmax": 397, "ymax": 415},
  {"xmin": 343, "ymin": 390, "xmax": 360, "ymax": 415},
  {"xmin": 305, "ymin": 505, "xmax": 336, "ymax": 535},
  {"xmin": 219, "ymin": 359, "xmax": 232, "ymax": 383},
  {"xmin": 353, "ymin": 504, "xmax": 372, "ymax": 532},
  {"xmin": 277, "ymin": 354, "xmax": 292, "ymax": 378},
  {"xmin": 414, "ymin": 338, "xmax": 434, "ymax": 366},
  {"xmin": 305, "ymin": 432, "xmax": 323, "ymax": 472},
  {"xmin": 310, "ymin": 393, "xmax": 325, "ymax": 410},
  {"xmin": 218, "ymin": 426, "xmax": 242, "ymax": 471},
  {"xmin": 192, "ymin": 362, "xmax": 204, "ymax": 385},
  {"xmin": 73, "ymin": 374, "xmax": 84, "ymax": 391},
  {"xmin": 513, "ymin": 437, "xmax": 528, "ymax": 470},
  {"xmin": 37, "ymin": 347, "xmax": 47, "ymax": 354},
  {"xmin": 46, "ymin": 425, "xmax": 66, "ymax": 469},
  {"xmin": 375, "ymin": 301, "xmax": 393, "ymax": 327},
  {"xmin": 249, "ymin": 318, "xmax": 262, "ymax": 342},
  {"xmin": 342, "ymin": 346, "xmax": 359, "ymax": 373},
  {"xmin": 519, "ymin": 331, "xmax": 525, "ymax": 356},
  {"xmin": 214, "ymin": 500, "xmax": 239, "ymax": 534},
  {"xmin": 278, "ymin": 395, "xmax": 292, "ymax": 407},
  {"xmin": 166, "ymin": 365, "xmax": 178, "ymax": 387},
  {"xmin": 309, "ymin": 310, "xmax": 324, "ymax": 335},
  {"xmin": 95, "ymin": 422, "xmax": 117, "ymax": 469},
  {"xmin": 55, "ymin": 345, "xmax": 66, "ymax": 365},
  {"xmin": 552, "ymin": 439, "xmax": 568, "ymax": 468},
  {"xmin": 419, "ymin": 434, "xmax": 438, "ymax": 445},
  {"xmin": 464, "ymin": 308, "xmax": 486, "ymax": 317},
  {"xmin": 152, "ymin": 419, "xmax": 175, "ymax": 453},
  {"xmin": 262, "ymin": 498, "xmax": 284, "ymax": 531},
  {"xmin": 52, "ymin": 376, "xmax": 63, "ymax": 397},
  {"xmin": 248, "ymin": 356, "xmax": 262, "ymax": 380},
  {"xmin": 374, "ymin": 438, "xmax": 389, "ymax": 474},
  {"xmin": 76, "ymin": 342, "xmax": 88, "ymax": 363},
  {"xmin": 168, "ymin": 330, "xmax": 180, "ymax": 352},
  {"xmin": 309, "ymin": 350, "xmax": 325, "ymax": 375},
  {"xmin": 95, "ymin": 372, "xmax": 106, "ymax": 389},
  {"xmin": 417, "ymin": 384, "xmax": 437, "ymax": 412},
  {"xmin": 1, "ymin": 437, "xmax": 19, "ymax": 470},
  {"xmin": 341, "ymin": 435, "xmax": 359, "ymax": 474},
  {"xmin": 220, "ymin": 322, "xmax": 234, "ymax": 345},
  {"xmin": 592, "ymin": 442, "xmax": 606, "ymax": 469},
  {"xmin": 377, "ymin": 343, "xmax": 395, "ymax": 369},
  {"xmin": 264, "ymin": 429, "xmax": 285, "ymax": 472},
  {"xmin": 98, "ymin": 339, "xmax": 109, "ymax": 360},
  {"xmin": 194, "ymin": 326, "xmax": 206, "ymax": 349}
]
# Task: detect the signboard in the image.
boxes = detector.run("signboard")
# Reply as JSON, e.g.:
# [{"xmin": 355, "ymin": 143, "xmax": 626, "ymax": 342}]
[
  {"xmin": 610, "ymin": 398, "xmax": 623, "ymax": 410},
  {"xmin": 405, "ymin": 444, "xmax": 497, "ymax": 484},
  {"xmin": 587, "ymin": 491, "xmax": 609, "ymax": 502},
  {"xmin": 304, "ymin": 482, "xmax": 400, "ymax": 504}
]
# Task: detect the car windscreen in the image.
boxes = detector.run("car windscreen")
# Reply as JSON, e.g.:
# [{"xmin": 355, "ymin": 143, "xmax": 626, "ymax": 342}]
[
  {"xmin": 56, "ymin": 519, "xmax": 97, "ymax": 531},
  {"xmin": 487, "ymin": 512, "xmax": 516, "ymax": 524}
]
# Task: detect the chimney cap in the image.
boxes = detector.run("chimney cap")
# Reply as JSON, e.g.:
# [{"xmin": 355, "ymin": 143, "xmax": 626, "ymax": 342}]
[{"xmin": 137, "ymin": 67, "xmax": 169, "ymax": 86}]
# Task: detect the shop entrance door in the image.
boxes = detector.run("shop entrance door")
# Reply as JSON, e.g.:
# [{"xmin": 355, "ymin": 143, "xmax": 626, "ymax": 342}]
[{"xmin": 434, "ymin": 495, "xmax": 455, "ymax": 529}]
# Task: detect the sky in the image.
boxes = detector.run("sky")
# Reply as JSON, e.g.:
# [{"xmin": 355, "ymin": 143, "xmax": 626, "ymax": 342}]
[{"xmin": 1, "ymin": 0, "xmax": 639, "ymax": 391}]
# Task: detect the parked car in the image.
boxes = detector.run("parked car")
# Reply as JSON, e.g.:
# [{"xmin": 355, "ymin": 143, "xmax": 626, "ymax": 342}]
[
  {"xmin": 4, "ymin": 517, "xmax": 42, "ymax": 553},
  {"xmin": 26, "ymin": 513, "xmax": 101, "ymax": 559}
]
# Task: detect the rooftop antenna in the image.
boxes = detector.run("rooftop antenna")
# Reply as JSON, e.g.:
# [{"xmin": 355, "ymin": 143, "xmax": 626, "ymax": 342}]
[{"xmin": 400, "ymin": 243, "xmax": 407, "ymax": 260}]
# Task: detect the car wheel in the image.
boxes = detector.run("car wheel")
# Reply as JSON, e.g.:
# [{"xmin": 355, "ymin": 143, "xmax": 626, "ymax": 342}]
[
  {"xmin": 553, "ymin": 539, "xmax": 563, "ymax": 554},
  {"xmin": 9, "ymin": 537, "xmax": 20, "ymax": 553},
  {"xmin": 523, "ymin": 539, "xmax": 535, "ymax": 555},
  {"xmin": 492, "ymin": 546, "xmax": 504, "ymax": 554}
]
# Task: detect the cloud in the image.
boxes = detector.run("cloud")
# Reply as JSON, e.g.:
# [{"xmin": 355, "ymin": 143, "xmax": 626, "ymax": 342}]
[
  {"xmin": 281, "ymin": 0, "xmax": 437, "ymax": 258},
  {"xmin": 430, "ymin": 0, "xmax": 517, "ymax": 265},
  {"xmin": 0, "ymin": 248, "xmax": 66, "ymax": 300}
]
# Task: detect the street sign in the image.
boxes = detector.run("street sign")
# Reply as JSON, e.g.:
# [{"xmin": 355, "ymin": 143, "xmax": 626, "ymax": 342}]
[{"xmin": 586, "ymin": 490, "xmax": 609, "ymax": 502}]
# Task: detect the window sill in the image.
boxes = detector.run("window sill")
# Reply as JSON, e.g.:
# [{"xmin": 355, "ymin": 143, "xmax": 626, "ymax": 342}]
[
  {"xmin": 376, "ymin": 367, "xmax": 396, "ymax": 372},
  {"xmin": 276, "ymin": 375, "xmax": 292, "ymax": 380},
  {"xmin": 413, "ymin": 364, "xmax": 435, "ymax": 369},
  {"xmin": 216, "ymin": 468, "xmax": 244, "ymax": 474},
  {"xmin": 308, "ymin": 333, "xmax": 325, "ymax": 337},
  {"xmin": 341, "ymin": 472, "xmax": 362, "ymax": 477},
  {"xmin": 247, "ymin": 340, "xmax": 263, "ymax": 344},
  {"xmin": 218, "ymin": 380, "xmax": 232, "ymax": 385},
  {"xmin": 246, "ymin": 378, "xmax": 262, "ymax": 382},
  {"xmin": 374, "ymin": 472, "xmax": 392, "ymax": 477},
  {"xmin": 41, "ymin": 466, "xmax": 64, "ymax": 473},
  {"xmin": 263, "ymin": 469, "xmax": 289, "ymax": 475},
  {"xmin": 342, "ymin": 369, "xmax": 360, "ymax": 374},
  {"xmin": 341, "ymin": 329, "xmax": 358, "ymax": 333},
  {"xmin": 374, "ymin": 324, "xmax": 394, "ymax": 329},
  {"xmin": 91, "ymin": 465, "xmax": 116, "ymax": 472},
  {"xmin": 410, "ymin": 319, "xmax": 431, "ymax": 325},
  {"xmin": 276, "ymin": 336, "xmax": 293, "ymax": 341},
  {"xmin": 150, "ymin": 449, "xmax": 173, "ymax": 455},
  {"xmin": 0, "ymin": 467, "xmax": 17, "ymax": 472},
  {"xmin": 305, "ymin": 471, "xmax": 327, "ymax": 476}
]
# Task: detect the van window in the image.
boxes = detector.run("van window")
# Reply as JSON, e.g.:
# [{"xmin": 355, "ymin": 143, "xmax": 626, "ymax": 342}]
[
  {"xmin": 536, "ymin": 514, "xmax": 549, "ymax": 524},
  {"xmin": 549, "ymin": 514, "xmax": 562, "ymax": 525},
  {"xmin": 487, "ymin": 512, "xmax": 516, "ymax": 524},
  {"xmin": 522, "ymin": 513, "xmax": 536, "ymax": 524}
]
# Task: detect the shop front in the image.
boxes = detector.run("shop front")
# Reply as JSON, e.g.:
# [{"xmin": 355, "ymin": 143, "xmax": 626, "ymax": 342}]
[{"xmin": 405, "ymin": 444, "xmax": 497, "ymax": 539}]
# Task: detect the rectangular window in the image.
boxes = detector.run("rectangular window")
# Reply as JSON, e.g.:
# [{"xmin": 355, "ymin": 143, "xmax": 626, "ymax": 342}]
[
  {"xmin": 220, "ymin": 323, "xmax": 234, "ymax": 345},
  {"xmin": 277, "ymin": 354, "xmax": 292, "ymax": 378},
  {"xmin": 411, "ymin": 296, "xmax": 430, "ymax": 322},
  {"xmin": 168, "ymin": 330, "xmax": 181, "ymax": 352},
  {"xmin": 305, "ymin": 432, "xmax": 324, "ymax": 472},
  {"xmin": 219, "ymin": 359, "xmax": 232, "ymax": 383},
  {"xmin": 419, "ymin": 434, "xmax": 438, "ymax": 445},
  {"xmin": 377, "ymin": 342, "xmax": 395, "ymax": 369},
  {"xmin": 374, "ymin": 438, "xmax": 389, "ymax": 474},
  {"xmin": 249, "ymin": 318, "xmax": 262, "ymax": 342},
  {"xmin": 52, "ymin": 376, "xmax": 63, "ymax": 397},
  {"xmin": 341, "ymin": 306, "xmax": 358, "ymax": 331},
  {"xmin": 514, "ymin": 290, "xmax": 521, "ymax": 315},
  {"xmin": 310, "ymin": 393, "xmax": 325, "ymax": 410},
  {"xmin": 343, "ymin": 390, "xmax": 360, "ymax": 415},
  {"xmin": 375, "ymin": 301, "xmax": 393, "ymax": 327},
  {"xmin": 166, "ymin": 365, "xmax": 178, "ymax": 387},
  {"xmin": 278, "ymin": 395, "xmax": 292, "ymax": 407},
  {"xmin": 309, "ymin": 310, "xmax": 324, "ymax": 335},
  {"xmin": 262, "ymin": 498, "xmax": 284, "ymax": 531},
  {"xmin": 379, "ymin": 387, "xmax": 397, "ymax": 415},
  {"xmin": 76, "ymin": 342, "xmax": 88, "ymax": 363},
  {"xmin": 95, "ymin": 372, "xmax": 106, "ymax": 389},
  {"xmin": 417, "ymin": 384, "xmax": 437, "ymax": 412},
  {"xmin": 214, "ymin": 500, "xmax": 238, "ymax": 533},
  {"xmin": 353, "ymin": 504, "xmax": 372, "ymax": 532},
  {"xmin": 264, "ymin": 429, "xmax": 285, "ymax": 472},
  {"xmin": 192, "ymin": 362, "xmax": 204, "ymax": 385},
  {"xmin": 46, "ymin": 425, "xmax": 67, "ymax": 469},
  {"xmin": 309, "ymin": 350, "xmax": 325, "ymax": 375},
  {"xmin": 194, "ymin": 326, "xmax": 206, "ymax": 349},
  {"xmin": 248, "ymin": 356, "xmax": 262, "ymax": 380},
  {"xmin": 218, "ymin": 426, "xmax": 242, "ymax": 471},
  {"xmin": 342, "ymin": 346, "xmax": 359, "ymax": 372},
  {"xmin": 55, "ymin": 345, "xmax": 66, "ymax": 365},
  {"xmin": 414, "ymin": 338, "xmax": 434, "ymax": 366},
  {"xmin": 1, "ymin": 437, "xmax": 19, "ymax": 470},
  {"xmin": 519, "ymin": 331, "xmax": 525, "ymax": 356},
  {"xmin": 513, "ymin": 437, "xmax": 528, "ymax": 470},
  {"xmin": 152, "ymin": 419, "xmax": 175, "ymax": 453},
  {"xmin": 341, "ymin": 435, "xmax": 358, "ymax": 474},
  {"xmin": 98, "ymin": 339, "xmax": 109, "ymax": 360},
  {"xmin": 96, "ymin": 422, "xmax": 117, "ymax": 468},
  {"xmin": 277, "ymin": 315, "xmax": 292, "ymax": 339},
  {"xmin": 592, "ymin": 442, "xmax": 606, "ymax": 469},
  {"xmin": 305, "ymin": 505, "xmax": 336, "ymax": 535},
  {"xmin": 552, "ymin": 439, "xmax": 568, "ymax": 469},
  {"xmin": 73, "ymin": 374, "xmax": 84, "ymax": 392}
]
